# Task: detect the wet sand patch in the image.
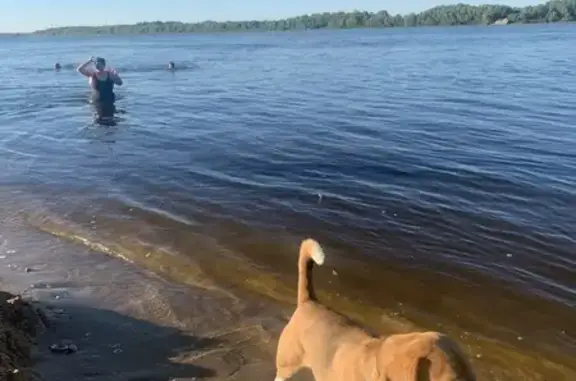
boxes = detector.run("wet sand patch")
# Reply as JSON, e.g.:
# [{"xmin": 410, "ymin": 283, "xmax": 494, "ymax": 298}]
[{"xmin": 0, "ymin": 224, "xmax": 305, "ymax": 381}]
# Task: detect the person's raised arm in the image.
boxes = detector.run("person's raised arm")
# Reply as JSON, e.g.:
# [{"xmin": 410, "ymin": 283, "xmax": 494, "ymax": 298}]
[
  {"xmin": 109, "ymin": 69, "xmax": 123, "ymax": 86},
  {"xmin": 77, "ymin": 57, "xmax": 94, "ymax": 77}
]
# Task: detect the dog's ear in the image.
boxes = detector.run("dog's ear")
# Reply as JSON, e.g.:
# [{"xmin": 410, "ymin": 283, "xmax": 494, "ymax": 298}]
[
  {"xmin": 415, "ymin": 357, "xmax": 432, "ymax": 381},
  {"xmin": 371, "ymin": 334, "xmax": 431, "ymax": 381}
]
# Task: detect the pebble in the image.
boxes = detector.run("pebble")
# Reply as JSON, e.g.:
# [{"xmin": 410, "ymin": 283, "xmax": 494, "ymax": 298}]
[
  {"xmin": 517, "ymin": 336, "xmax": 523, "ymax": 341},
  {"xmin": 476, "ymin": 353, "xmax": 482, "ymax": 359},
  {"xmin": 332, "ymin": 269, "xmax": 338, "ymax": 276},
  {"xmin": 49, "ymin": 343, "xmax": 77, "ymax": 354},
  {"xmin": 6, "ymin": 250, "xmax": 16, "ymax": 254}
]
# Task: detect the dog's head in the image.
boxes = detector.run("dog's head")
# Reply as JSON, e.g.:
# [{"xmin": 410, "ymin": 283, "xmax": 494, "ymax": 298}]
[{"xmin": 362, "ymin": 333, "xmax": 475, "ymax": 381}]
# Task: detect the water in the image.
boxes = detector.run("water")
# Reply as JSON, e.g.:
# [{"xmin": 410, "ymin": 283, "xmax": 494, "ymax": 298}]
[{"xmin": 0, "ymin": 24, "xmax": 575, "ymax": 379}]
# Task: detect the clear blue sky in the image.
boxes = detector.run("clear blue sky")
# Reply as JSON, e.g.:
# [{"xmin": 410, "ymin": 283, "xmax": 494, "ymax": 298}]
[{"xmin": 2, "ymin": 0, "xmax": 543, "ymax": 33}]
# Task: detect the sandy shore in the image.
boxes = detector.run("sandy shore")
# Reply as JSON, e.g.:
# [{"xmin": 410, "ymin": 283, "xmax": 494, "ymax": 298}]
[
  {"xmin": 1, "ymin": 221, "xmax": 574, "ymax": 381},
  {"xmin": 0, "ymin": 224, "xmax": 316, "ymax": 381}
]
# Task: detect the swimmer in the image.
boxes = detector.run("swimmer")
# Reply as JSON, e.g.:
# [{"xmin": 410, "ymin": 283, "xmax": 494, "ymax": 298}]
[
  {"xmin": 166, "ymin": 61, "xmax": 176, "ymax": 70},
  {"xmin": 76, "ymin": 56, "xmax": 123, "ymax": 104},
  {"xmin": 54, "ymin": 63, "xmax": 61, "ymax": 71}
]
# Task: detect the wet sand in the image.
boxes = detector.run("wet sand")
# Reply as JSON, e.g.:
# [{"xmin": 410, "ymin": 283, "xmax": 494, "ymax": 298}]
[
  {"xmin": 0, "ymin": 225, "xmax": 308, "ymax": 381},
  {"xmin": 17, "ymin": 203, "xmax": 575, "ymax": 381}
]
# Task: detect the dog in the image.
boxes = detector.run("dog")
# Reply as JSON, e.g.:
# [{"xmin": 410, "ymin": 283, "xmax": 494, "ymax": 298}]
[{"xmin": 274, "ymin": 238, "xmax": 477, "ymax": 381}]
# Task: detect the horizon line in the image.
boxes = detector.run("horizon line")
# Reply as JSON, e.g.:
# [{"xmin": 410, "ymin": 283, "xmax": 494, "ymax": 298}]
[{"xmin": 4, "ymin": 1, "xmax": 537, "ymax": 34}]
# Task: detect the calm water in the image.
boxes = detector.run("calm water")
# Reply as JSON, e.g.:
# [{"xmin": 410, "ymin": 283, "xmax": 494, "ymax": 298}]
[{"xmin": 1, "ymin": 24, "xmax": 575, "ymax": 379}]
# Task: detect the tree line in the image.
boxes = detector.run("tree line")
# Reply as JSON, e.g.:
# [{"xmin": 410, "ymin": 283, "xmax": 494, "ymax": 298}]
[{"xmin": 33, "ymin": 0, "xmax": 576, "ymax": 36}]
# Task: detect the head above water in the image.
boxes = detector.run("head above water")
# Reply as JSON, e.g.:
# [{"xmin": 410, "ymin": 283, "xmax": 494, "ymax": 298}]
[
  {"xmin": 168, "ymin": 61, "xmax": 175, "ymax": 70},
  {"xmin": 94, "ymin": 57, "xmax": 106, "ymax": 71},
  {"xmin": 54, "ymin": 63, "xmax": 61, "ymax": 71}
]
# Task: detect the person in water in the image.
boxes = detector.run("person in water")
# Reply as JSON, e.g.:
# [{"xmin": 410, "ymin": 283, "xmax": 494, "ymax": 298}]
[
  {"xmin": 77, "ymin": 56, "xmax": 123, "ymax": 104},
  {"xmin": 77, "ymin": 57, "xmax": 123, "ymax": 123},
  {"xmin": 54, "ymin": 63, "xmax": 62, "ymax": 71}
]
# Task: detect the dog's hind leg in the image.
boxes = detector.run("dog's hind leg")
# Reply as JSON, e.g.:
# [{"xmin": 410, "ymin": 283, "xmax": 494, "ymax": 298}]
[{"xmin": 274, "ymin": 322, "xmax": 304, "ymax": 381}]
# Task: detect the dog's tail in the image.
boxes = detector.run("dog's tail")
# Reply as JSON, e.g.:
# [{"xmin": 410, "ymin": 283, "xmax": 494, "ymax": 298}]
[{"xmin": 297, "ymin": 238, "xmax": 325, "ymax": 305}]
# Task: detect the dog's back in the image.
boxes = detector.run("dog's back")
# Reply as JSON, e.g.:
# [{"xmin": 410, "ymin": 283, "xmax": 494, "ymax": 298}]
[{"xmin": 274, "ymin": 239, "xmax": 477, "ymax": 381}]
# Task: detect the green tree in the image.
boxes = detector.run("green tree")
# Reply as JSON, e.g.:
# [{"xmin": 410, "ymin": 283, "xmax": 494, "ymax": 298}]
[{"xmin": 30, "ymin": 0, "xmax": 576, "ymax": 36}]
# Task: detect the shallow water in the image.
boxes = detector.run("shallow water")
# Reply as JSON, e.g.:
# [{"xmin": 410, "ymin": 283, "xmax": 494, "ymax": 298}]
[
  {"xmin": 0, "ymin": 24, "xmax": 575, "ymax": 379},
  {"xmin": 0, "ymin": 223, "xmax": 288, "ymax": 381}
]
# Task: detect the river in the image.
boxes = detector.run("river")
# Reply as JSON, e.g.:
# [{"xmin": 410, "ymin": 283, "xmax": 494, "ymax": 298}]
[{"xmin": 0, "ymin": 24, "xmax": 575, "ymax": 380}]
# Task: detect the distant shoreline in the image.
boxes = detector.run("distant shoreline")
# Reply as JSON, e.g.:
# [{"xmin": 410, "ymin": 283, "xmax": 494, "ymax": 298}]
[{"xmin": 3, "ymin": 1, "xmax": 575, "ymax": 36}]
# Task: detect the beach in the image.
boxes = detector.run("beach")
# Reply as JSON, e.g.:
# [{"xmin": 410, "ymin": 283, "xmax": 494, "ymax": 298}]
[{"xmin": 0, "ymin": 24, "xmax": 574, "ymax": 380}]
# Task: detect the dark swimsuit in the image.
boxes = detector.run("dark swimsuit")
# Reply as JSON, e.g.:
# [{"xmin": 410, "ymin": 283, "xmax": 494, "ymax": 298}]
[
  {"xmin": 91, "ymin": 73, "xmax": 115, "ymax": 104},
  {"xmin": 91, "ymin": 73, "xmax": 116, "ymax": 121}
]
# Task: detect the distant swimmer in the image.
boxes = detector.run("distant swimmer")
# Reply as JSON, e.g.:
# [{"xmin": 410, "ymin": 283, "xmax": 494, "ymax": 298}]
[
  {"xmin": 54, "ymin": 63, "xmax": 61, "ymax": 71},
  {"xmin": 76, "ymin": 56, "xmax": 123, "ymax": 104},
  {"xmin": 167, "ymin": 61, "xmax": 176, "ymax": 70}
]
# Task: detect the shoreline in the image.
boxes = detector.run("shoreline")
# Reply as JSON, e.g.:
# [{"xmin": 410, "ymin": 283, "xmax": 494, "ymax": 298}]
[
  {"xmin": 3, "ymin": 1, "xmax": 576, "ymax": 36},
  {"xmin": 4, "ymin": 21, "xmax": 573, "ymax": 38},
  {"xmin": 0, "ymin": 218, "xmax": 574, "ymax": 380},
  {"xmin": 0, "ymin": 224, "xmax": 293, "ymax": 381}
]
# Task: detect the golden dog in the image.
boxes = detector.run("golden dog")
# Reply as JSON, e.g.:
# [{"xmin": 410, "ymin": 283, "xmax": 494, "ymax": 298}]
[{"xmin": 274, "ymin": 239, "xmax": 477, "ymax": 381}]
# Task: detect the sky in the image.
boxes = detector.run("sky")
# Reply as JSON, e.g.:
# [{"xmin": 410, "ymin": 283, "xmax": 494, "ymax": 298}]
[{"xmin": 2, "ymin": 0, "xmax": 544, "ymax": 33}]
